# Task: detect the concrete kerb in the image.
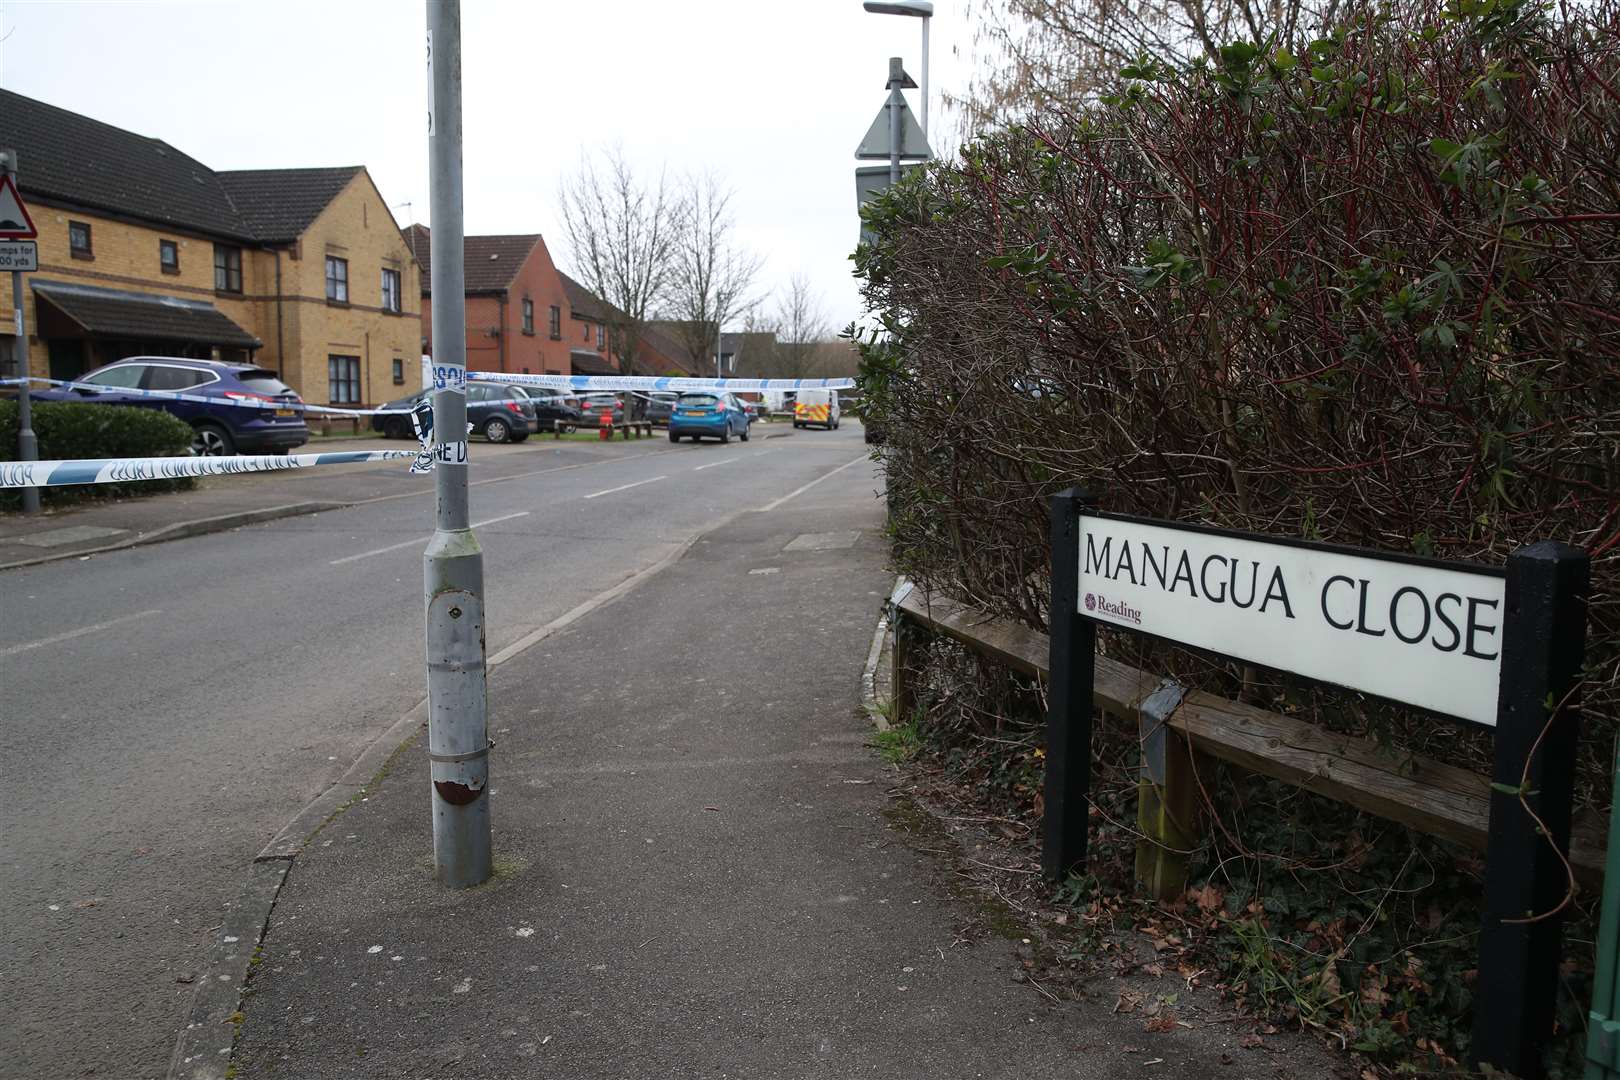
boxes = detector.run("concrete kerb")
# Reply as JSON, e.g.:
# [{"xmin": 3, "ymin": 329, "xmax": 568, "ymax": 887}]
[
  {"xmin": 0, "ymin": 500, "xmax": 340, "ymax": 572},
  {"xmin": 2, "ymin": 441, "xmax": 694, "ymax": 574},
  {"xmin": 862, "ymin": 600, "xmax": 893, "ymax": 733}
]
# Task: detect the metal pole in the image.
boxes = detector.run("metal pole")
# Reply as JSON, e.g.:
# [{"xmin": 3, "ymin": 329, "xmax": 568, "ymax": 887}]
[
  {"xmin": 2, "ymin": 150, "xmax": 40, "ymax": 515},
  {"xmin": 715, "ymin": 320, "xmax": 722, "ymax": 379},
  {"xmin": 888, "ymin": 57, "xmax": 903, "ymax": 187},
  {"xmin": 1472, "ymin": 540, "xmax": 1589, "ymax": 1078},
  {"xmin": 920, "ymin": 17, "xmax": 930, "ymax": 140},
  {"xmin": 424, "ymin": 0, "xmax": 491, "ymax": 889},
  {"xmin": 1042, "ymin": 488, "xmax": 1097, "ymax": 880}
]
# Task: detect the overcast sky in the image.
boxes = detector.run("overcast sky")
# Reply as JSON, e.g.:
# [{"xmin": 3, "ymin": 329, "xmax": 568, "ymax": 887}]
[{"xmin": 0, "ymin": 0, "xmax": 976, "ymax": 336}]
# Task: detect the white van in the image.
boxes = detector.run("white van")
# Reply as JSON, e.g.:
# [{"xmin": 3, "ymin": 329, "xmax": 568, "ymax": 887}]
[{"xmin": 793, "ymin": 389, "xmax": 840, "ymax": 430}]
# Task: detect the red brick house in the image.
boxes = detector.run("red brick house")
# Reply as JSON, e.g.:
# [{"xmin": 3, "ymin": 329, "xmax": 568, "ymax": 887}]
[{"xmin": 406, "ymin": 225, "xmax": 574, "ymax": 375}]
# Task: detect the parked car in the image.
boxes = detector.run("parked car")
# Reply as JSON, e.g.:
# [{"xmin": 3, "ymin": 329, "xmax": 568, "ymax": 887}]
[
  {"xmin": 372, "ymin": 383, "xmax": 537, "ymax": 443},
  {"xmin": 579, "ymin": 392, "xmax": 625, "ymax": 427},
  {"xmin": 521, "ymin": 386, "xmax": 582, "ymax": 412},
  {"xmin": 668, "ymin": 392, "xmax": 751, "ymax": 443},
  {"xmin": 516, "ymin": 386, "xmax": 582, "ymax": 432},
  {"xmin": 26, "ymin": 356, "xmax": 308, "ymax": 456},
  {"xmin": 642, "ymin": 391, "xmax": 680, "ymax": 425}
]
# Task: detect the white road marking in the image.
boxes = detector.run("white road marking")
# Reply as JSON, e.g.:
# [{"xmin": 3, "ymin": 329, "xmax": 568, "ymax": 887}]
[
  {"xmin": 329, "ymin": 511, "xmax": 531, "ymax": 566},
  {"xmin": 760, "ymin": 455, "xmax": 869, "ymax": 512},
  {"xmin": 0, "ymin": 609, "xmax": 164, "ymax": 658},
  {"xmin": 693, "ymin": 457, "xmax": 739, "ymax": 471},
  {"xmin": 583, "ymin": 476, "xmax": 666, "ymax": 500}
]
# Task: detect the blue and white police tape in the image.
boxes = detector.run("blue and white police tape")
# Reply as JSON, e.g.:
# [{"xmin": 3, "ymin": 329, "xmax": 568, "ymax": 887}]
[
  {"xmin": 0, "ymin": 377, "xmax": 413, "ymax": 417},
  {"xmin": 467, "ymin": 373, "xmax": 855, "ymax": 392},
  {"xmin": 0, "ymin": 449, "xmax": 420, "ymax": 489},
  {"xmin": 2, "ymin": 373, "xmax": 854, "ymax": 411}
]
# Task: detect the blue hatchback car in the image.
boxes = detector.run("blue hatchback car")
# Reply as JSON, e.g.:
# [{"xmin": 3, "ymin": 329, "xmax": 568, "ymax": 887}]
[
  {"xmin": 667, "ymin": 392, "xmax": 751, "ymax": 443},
  {"xmin": 31, "ymin": 356, "xmax": 309, "ymax": 455}
]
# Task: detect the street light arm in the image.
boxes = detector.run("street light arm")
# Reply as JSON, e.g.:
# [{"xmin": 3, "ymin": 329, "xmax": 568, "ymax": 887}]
[{"xmin": 863, "ymin": 0, "xmax": 933, "ymax": 13}]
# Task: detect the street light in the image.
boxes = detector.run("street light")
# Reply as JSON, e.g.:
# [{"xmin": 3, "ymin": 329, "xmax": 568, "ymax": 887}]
[{"xmin": 862, "ymin": 0, "xmax": 932, "ymax": 139}]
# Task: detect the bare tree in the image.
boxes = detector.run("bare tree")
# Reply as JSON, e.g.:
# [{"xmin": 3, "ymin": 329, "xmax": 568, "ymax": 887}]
[
  {"xmin": 952, "ymin": 0, "xmax": 1327, "ymax": 133},
  {"xmin": 773, "ymin": 272, "xmax": 832, "ymax": 378},
  {"xmin": 668, "ymin": 172, "xmax": 764, "ymax": 377},
  {"xmin": 558, "ymin": 147, "xmax": 683, "ymax": 414}
]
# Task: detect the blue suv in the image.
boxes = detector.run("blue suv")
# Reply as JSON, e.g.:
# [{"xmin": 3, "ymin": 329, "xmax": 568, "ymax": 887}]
[{"xmin": 30, "ymin": 357, "xmax": 309, "ymax": 455}]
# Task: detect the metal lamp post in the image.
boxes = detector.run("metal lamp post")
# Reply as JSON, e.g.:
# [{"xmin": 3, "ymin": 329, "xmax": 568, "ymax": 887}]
[
  {"xmin": 862, "ymin": 0, "xmax": 933, "ymax": 138},
  {"xmin": 424, "ymin": 0, "xmax": 492, "ymax": 889}
]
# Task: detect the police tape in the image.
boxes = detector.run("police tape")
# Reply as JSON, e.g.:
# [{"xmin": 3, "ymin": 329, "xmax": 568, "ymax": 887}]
[
  {"xmin": 1, "ymin": 373, "xmax": 856, "ymax": 413},
  {"xmin": 0, "ymin": 377, "xmax": 412, "ymax": 417},
  {"xmin": 0, "ymin": 449, "xmax": 421, "ymax": 489},
  {"xmin": 468, "ymin": 373, "xmax": 855, "ymax": 392}
]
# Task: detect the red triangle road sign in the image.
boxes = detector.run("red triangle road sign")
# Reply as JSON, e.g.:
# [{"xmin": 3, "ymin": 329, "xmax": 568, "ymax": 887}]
[{"xmin": 0, "ymin": 174, "xmax": 38, "ymax": 240}]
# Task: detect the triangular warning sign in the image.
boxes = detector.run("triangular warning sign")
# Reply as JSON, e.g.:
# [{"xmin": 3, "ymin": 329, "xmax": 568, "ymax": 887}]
[
  {"xmin": 0, "ymin": 174, "xmax": 38, "ymax": 240},
  {"xmin": 855, "ymin": 98, "xmax": 932, "ymax": 162}
]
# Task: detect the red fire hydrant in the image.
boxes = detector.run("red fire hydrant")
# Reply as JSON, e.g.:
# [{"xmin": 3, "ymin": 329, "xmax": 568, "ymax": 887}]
[{"xmin": 598, "ymin": 407, "xmax": 613, "ymax": 440}]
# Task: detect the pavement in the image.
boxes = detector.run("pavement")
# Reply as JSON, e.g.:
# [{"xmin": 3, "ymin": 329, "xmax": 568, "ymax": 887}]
[
  {"xmin": 0, "ymin": 422, "xmax": 858, "ymax": 1080},
  {"xmin": 226, "ymin": 460, "xmax": 1340, "ymax": 1079}
]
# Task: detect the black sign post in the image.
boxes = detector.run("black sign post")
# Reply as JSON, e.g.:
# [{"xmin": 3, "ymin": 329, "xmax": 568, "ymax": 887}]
[
  {"xmin": 1472, "ymin": 541, "xmax": 1589, "ymax": 1079},
  {"xmin": 1043, "ymin": 488, "xmax": 1096, "ymax": 880}
]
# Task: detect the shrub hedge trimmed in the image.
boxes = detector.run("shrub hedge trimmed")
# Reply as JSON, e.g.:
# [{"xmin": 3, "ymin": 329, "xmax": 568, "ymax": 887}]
[{"xmin": 0, "ymin": 399, "xmax": 196, "ymax": 506}]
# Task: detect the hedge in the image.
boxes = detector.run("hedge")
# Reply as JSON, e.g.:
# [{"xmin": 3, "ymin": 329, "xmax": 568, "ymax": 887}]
[
  {"xmin": 856, "ymin": 0, "xmax": 1618, "ymax": 1066},
  {"xmin": 857, "ymin": 0, "xmax": 1618, "ymax": 802},
  {"xmin": 0, "ymin": 399, "xmax": 196, "ymax": 506}
]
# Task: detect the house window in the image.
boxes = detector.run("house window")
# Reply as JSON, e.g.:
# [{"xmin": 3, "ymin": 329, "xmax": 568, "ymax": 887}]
[
  {"xmin": 325, "ymin": 257, "xmax": 349, "ymax": 303},
  {"xmin": 391, "ymin": 358, "xmax": 405, "ymax": 384},
  {"xmin": 328, "ymin": 354, "xmax": 361, "ymax": 403},
  {"xmin": 548, "ymin": 305, "xmax": 561, "ymax": 339},
  {"xmin": 583, "ymin": 322, "xmax": 590, "ymax": 342},
  {"xmin": 381, "ymin": 268, "xmax": 401, "ymax": 313},
  {"xmin": 159, "ymin": 239, "xmax": 179, "ymax": 273},
  {"xmin": 597, "ymin": 323, "xmax": 605, "ymax": 350},
  {"xmin": 69, "ymin": 221, "xmax": 93, "ymax": 259},
  {"xmin": 213, "ymin": 245, "xmax": 243, "ymax": 292},
  {"xmin": 522, "ymin": 299, "xmax": 534, "ymax": 335}
]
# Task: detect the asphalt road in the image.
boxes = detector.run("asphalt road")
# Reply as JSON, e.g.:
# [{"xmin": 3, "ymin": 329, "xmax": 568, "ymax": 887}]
[{"xmin": 0, "ymin": 423, "xmax": 879, "ymax": 1080}]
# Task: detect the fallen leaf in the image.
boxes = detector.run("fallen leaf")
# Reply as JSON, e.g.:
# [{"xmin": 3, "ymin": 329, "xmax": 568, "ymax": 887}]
[{"xmin": 1143, "ymin": 1014, "xmax": 1180, "ymax": 1033}]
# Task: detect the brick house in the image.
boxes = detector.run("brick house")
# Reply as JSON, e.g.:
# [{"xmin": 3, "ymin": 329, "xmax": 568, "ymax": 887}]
[
  {"xmin": 556, "ymin": 272, "xmax": 618, "ymax": 376},
  {"xmin": 556, "ymin": 273, "xmax": 693, "ymax": 378},
  {"xmin": 404, "ymin": 225, "xmax": 578, "ymax": 376},
  {"xmin": 0, "ymin": 89, "xmax": 420, "ymax": 408}
]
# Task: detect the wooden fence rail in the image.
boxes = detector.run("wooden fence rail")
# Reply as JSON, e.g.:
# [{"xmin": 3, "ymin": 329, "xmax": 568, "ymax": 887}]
[{"xmin": 888, "ymin": 587, "xmax": 1606, "ymax": 883}]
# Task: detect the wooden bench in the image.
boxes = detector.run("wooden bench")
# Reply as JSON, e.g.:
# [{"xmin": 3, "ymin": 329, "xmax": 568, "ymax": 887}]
[
  {"xmin": 890, "ymin": 588, "xmax": 1606, "ymax": 884},
  {"xmin": 548, "ymin": 419, "xmax": 656, "ymax": 439}
]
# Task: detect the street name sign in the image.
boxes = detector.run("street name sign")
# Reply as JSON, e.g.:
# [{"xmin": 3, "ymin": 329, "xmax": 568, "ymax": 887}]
[
  {"xmin": 0, "ymin": 240, "xmax": 37, "ymax": 271},
  {"xmin": 0, "ymin": 173, "xmax": 37, "ymax": 240},
  {"xmin": 1075, "ymin": 511, "xmax": 1505, "ymax": 725}
]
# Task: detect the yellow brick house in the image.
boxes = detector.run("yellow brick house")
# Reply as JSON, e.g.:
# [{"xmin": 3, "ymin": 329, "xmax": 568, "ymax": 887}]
[{"xmin": 0, "ymin": 89, "xmax": 419, "ymax": 409}]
